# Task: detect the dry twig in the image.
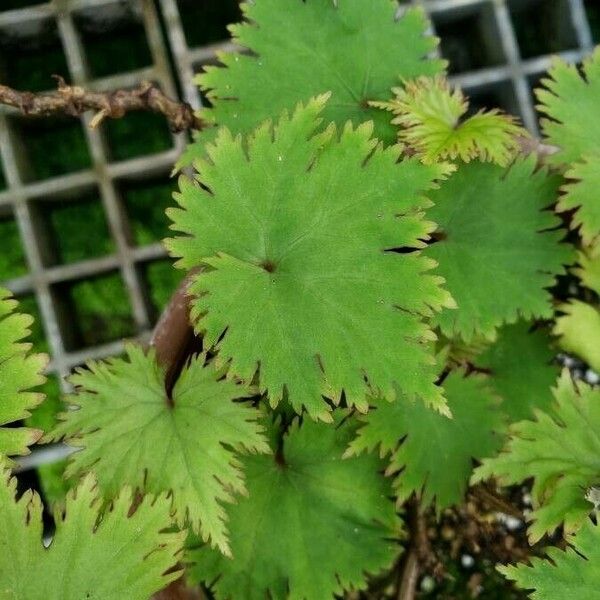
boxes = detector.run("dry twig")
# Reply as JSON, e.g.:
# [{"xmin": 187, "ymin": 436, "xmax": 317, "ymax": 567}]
[
  {"xmin": 469, "ymin": 484, "xmax": 526, "ymax": 522},
  {"xmin": 397, "ymin": 498, "xmax": 440, "ymax": 600},
  {"xmin": 0, "ymin": 77, "xmax": 203, "ymax": 132}
]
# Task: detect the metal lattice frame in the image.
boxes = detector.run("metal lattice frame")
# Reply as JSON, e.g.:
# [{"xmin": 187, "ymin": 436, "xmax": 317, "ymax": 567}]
[
  {"xmin": 0, "ymin": 0, "xmax": 185, "ymax": 471},
  {"xmin": 3, "ymin": 0, "xmax": 598, "ymax": 474},
  {"xmin": 161, "ymin": 0, "xmax": 595, "ymax": 134}
]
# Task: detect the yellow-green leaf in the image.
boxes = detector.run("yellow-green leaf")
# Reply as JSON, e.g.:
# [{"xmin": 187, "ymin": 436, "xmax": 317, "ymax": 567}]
[{"xmin": 374, "ymin": 76, "xmax": 525, "ymax": 166}]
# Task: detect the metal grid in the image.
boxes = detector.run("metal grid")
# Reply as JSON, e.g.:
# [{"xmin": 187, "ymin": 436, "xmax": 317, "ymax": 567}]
[
  {"xmin": 424, "ymin": 0, "xmax": 595, "ymax": 134},
  {"xmin": 0, "ymin": 0, "xmax": 186, "ymax": 470},
  {"xmin": 3, "ymin": 0, "xmax": 599, "ymax": 475},
  {"xmin": 161, "ymin": 0, "xmax": 596, "ymax": 134}
]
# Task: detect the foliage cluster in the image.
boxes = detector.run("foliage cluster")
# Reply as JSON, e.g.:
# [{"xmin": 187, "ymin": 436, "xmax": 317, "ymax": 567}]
[{"xmin": 3, "ymin": 1, "xmax": 600, "ymax": 598}]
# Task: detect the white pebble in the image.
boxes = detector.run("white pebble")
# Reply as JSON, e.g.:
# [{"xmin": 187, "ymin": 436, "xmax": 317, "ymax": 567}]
[
  {"xmin": 505, "ymin": 516, "xmax": 523, "ymax": 531},
  {"xmin": 461, "ymin": 554, "xmax": 475, "ymax": 568},
  {"xmin": 420, "ymin": 575, "xmax": 435, "ymax": 593},
  {"xmin": 586, "ymin": 369, "xmax": 600, "ymax": 385}
]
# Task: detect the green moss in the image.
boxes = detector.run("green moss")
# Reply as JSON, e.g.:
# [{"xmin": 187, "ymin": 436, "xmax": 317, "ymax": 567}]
[
  {"xmin": 16, "ymin": 118, "xmax": 91, "ymax": 182},
  {"xmin": 510, "ymin": 1, "xmax": 576, "ymax": 59},
  {"xmin": 145, "ymin": 259, "xmax": 183, "ymax": 319},
  {"xmin": 79, "ymin": 21, "xmax": 152, "ymax": 78},
  {"xmin": 65, "ymin": 273, "xmax": 136, "ymax": 349},
  {"xmin": 0, "ymin": 35, "xmax": 69, "ymax": 93},
  {"xmin": 436, "ymin": 12, "xmax": 501, "ymax": 75},
  {"xmin": 179, "ymin": 0, "xmax": 241, "ymax": 47},
  {"xmin": 586, "ymin": 1, "xmax": 600, "ymax": 43},
  {"xmin": 16, "ymin": 295, "xmax": 48, "ymax": 355},
  {"xmin": 104, "ymin": 112, "xmax": 172, "ymax": 162},
  {"xmin": 122, "ymin": 178, "xmax": 174, "ymax": 245},
  {"xmin": 0, "ymin": 215, "xmax": 27, "ymax": 280},
  {"xmin": 44, "ymin": 195, "xmax": 114, "ymax": 265}
]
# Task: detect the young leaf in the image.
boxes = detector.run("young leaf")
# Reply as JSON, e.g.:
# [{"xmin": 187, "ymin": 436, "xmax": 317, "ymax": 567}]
[
  {"xmin": 0, "ymin": 459, "xmax": 184, "ymax": 599},
  {"xmin": 537, "ymin": 47, "xmax": 600, "ymax": 165},
  {"xmin": 473, "ymin": 371, "xmax": 600, "ymax": 542},
  {"xmin": 49, "ymin": 344, "xmax": 269, "ymax": 556},
  {"xmin": 178, "ymin": 0, "xmax": 444, "ymax": 168},
  {"xmin": 0, "ymin": 288, "xmax": 48, "ymax": 458},
  {"xmin": 167, "ymin": 97, "xmax": 455, "ymax": 420},
  {"xmin": 374, "ymin": 76, "xmax": 524, "ymax": 166},
  {"xmin": 500, "ymin": 518, "xmax": 600, "ymax": 600},
  {"xmin": 347, "ymin": 370, "xmax": 504, "ymax": 511},
  {"xmin": 440, "ymin": 332, "xmax": 491, "ymax": 367},
  {"xmin": 425, "ymin": 158, "xmax": 573, "ymax": 341},
  {"xmin": 475, "ymin": 321, "xmax": 558, "ymax": 422},
  {"xmin": 553, "ymin": 300, "xmax": 600, "ymax": 373},
  {"xmin": 187, "ymin": 416, "xmax": 401, "ymax": 600}
]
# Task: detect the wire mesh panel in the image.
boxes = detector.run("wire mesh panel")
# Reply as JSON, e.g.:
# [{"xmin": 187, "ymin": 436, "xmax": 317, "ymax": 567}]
[
  {"xmin": 2, "ymin": 0, "xmax": 600, "ymax": 476},
  {"xmin": 0, "ymin": 0, "xmax": 186, "ymax": 471},
  {"xmin": 423, "ymin": 0, "xmax": 595, "ymax": 134},
  {"xmin": 160, "ymin": 0, "xmax": 597, "ymax": 134}
]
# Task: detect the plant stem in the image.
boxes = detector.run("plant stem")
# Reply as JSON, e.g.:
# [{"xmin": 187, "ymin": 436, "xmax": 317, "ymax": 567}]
[
  {"xmin": 0, "ymin": 77, "xmax": 203, "ymax": 132},
  {"xmin": 150, "ymin": 269, "xmax": 200, "ymax": 407},
  {"xmin": 397, "ymin": 549, "xmax": 419, "ymax": 600},
  {"xmin": 151, "ymin": 578, "xmax": 205, "ymax": 600},
  {"xmin": 397, "ymin": 497, "xmax": 438, "ymax": 600}
]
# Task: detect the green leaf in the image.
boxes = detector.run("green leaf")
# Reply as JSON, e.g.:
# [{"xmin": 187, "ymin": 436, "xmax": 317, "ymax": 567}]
[
  {"xmin": 0, "ymin": 288, "xmax": 48, "ymax": 459},
  {"xmin": 167, "ymin": 96, "xmax": 455, "ymax": 420},
  {"xmin": 0, "ymin": 459, "xmax": 184, "ymax": 599},
  {"xmin": 475, "ymin": 321, "xmax": 558, "ymax": 422},
  {"xmin": 473, "ymin": 371, "xmax": 600, "ymax": 542},
  {"xmin": 374, "ymin": 76, "xmax": 525, "ymax": 166},
  {"xmin": 180, "ymin": 0, "xmax": 443, "ymax": 169},
  {"xmin": 553, "ymin": 300, "xmax": 600, "ymax": 373},
  {"xmin": 558, "ymin": 157, "xmax": 600, "ymax": 246},
  {"xmin": 531, "ymin": 48, "xmax": 600, "ymax": 245},
  {"xmin": 425, "ymin": 158, "xmax": 573, "ymax": 341},
  {"xmin": 500, "ymin": 518, "xmax": 600, "ymax": 600},
  {"xmin": 347, "ymin": 369, "xmax": 504, "ymax": 511},
  {"xmin": 537, "ymin": 48, "xmax": 600, "ymax": 165},
  {"xmin": 49, "ymin": 344, "xmax": 269, "ymax": 556},
  {"xmin": 439, "ymin": 332, "xmax": 491, "ymax": 367},
  {"xmin": 187, "ymin": 416, "xmax": 401, "ymax": 600},
  {"xmin": 574, "ymin": 245, "xmax": 600, "ymax": 295}
]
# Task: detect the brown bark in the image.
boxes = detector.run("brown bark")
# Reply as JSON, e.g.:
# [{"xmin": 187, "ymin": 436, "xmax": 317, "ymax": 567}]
[
  {"xmin": 149, "ymin": 269, "xmax": 201, "ymax": 405},
  {"xmin": 152, "ymin": 578, "xmax": 205, "ymax": 600},
  {"xmin": 0, "ymin": 77, "xmax": 202, "ymax": 132},
  {"xmin": 397, "ymin": 548, "xmax": 419, "ymax": 600},
  {"xmin": 397, "ymin": 498, "xmax": 440, "ymax": 600}
]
